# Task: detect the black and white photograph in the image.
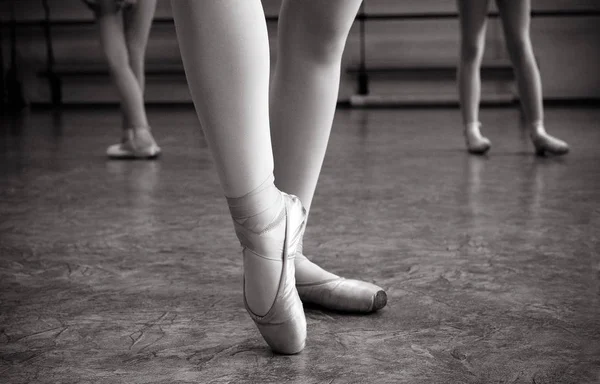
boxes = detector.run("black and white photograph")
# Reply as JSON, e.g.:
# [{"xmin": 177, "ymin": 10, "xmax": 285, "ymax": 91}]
[{"xmin": 0, "ymin": 0, "xmax": 599, "ymax": 383}]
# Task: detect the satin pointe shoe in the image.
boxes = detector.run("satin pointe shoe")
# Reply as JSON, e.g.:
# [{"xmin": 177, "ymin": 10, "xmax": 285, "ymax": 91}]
[
  {"xmin": 464, "ymin": 122, "xmax": 491, "ymax": 155},
  {"xmin": 235, "ymin": 193, "xmax": 307, "ymax": 354},
  {"xmin": 106, "ymin": 127, "xmax": 161, "ymax": 159},
  {"xmin": 530, "ymin": 131, "xmax": 569, "ymax": 156},
  {"xmin": 295, "ymin": 250, "xmax": 387, "ymax": 313}
]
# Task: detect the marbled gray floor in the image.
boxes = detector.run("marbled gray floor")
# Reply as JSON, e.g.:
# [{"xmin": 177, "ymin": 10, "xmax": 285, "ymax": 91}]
[{"xmin": 0, "ymin": 106, "xmax": 599, "ymax": 384}]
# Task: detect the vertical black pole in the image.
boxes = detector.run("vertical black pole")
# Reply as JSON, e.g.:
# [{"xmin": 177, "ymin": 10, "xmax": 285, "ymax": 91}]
[
  {"xmin": 6, "ymin": 0, "xmax": 25, "ymax": 113},
  {"xmin": 357, "ymin": 0, "xmax": 369, "ymax": 95},
  {"xmin": 0, "ymin": 14, "xmax": 5, "ymax": 112},
  {"xmin": 42, "ymin": 0, "xmax": 61, "ymax": 107}
]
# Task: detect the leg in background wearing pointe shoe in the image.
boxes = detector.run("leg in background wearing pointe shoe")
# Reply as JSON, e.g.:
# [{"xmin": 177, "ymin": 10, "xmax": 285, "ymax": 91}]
[
  {"xmin": 271, "ymin": 0, "xmax": 386, "ymax": 313},
  {"xmin": 495, "ymin": 0, "xmax": 568, "ymax": 155},
  {"xmin": 172, "ymin": 0, "xmax": 306, "ymax": 354},
  {"xmin": 457, "ymin": 0, "xmax": 492, "ymax": 154},
  {"xmin": 95, "ymin": 0, "xmax": 159, "ymax": 158}
]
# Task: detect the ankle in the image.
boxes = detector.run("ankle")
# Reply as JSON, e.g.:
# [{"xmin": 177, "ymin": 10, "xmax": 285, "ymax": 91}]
[
  {"xmin": 529, "ymin": 121, "xmax": 546, "ymax": 136},
  {"xmin": 465, "ymin": 121, "xmax": 481, "ymax": 134},
  {"xmin": 131, "ymin": 126, "xmax": 151, "ymax": 133},
  {"xmin": 120, "ymin": 128, "xmax": 133, "ymax": 142},
  {"xmin": 129, "ymin": 128, "xmax": 156, "ymax": 148},
  {"xmin": 227, "ymin": 175, "xmax": 285, "ymax": 236}
]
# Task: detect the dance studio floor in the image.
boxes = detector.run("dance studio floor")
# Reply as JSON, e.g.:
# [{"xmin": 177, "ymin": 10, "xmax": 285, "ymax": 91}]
[{"xmin": 1, "ymin": 105, "xmax": 599, "ymax": 383}]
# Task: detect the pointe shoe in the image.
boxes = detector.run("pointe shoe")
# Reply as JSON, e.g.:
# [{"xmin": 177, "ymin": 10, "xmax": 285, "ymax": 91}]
[
  {"xmin": 297, "ymin": 274, "xmax": 387, "ymax": 313},
  {"xmin": 464, "ymin": 123, "xmax": 491, "ymax": 155},
  {"xmin": 530, "ymin": 131, "xmax": 569, "ymax": 156},
  {"xmin": 295, "ymin": 249, "xmax": 387, "ymax": 313},
  {"xmin": 236, "ymin": 193, "xmax": 307, "ymax": 354},
  {"xmin": 107, "ymin": 128, "xmax": 161, "ymax": 159}
]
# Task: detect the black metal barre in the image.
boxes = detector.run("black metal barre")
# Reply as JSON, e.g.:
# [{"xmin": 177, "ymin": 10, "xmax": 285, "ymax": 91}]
[
  {"xmin": 0, "ymin": 13, "xmax": 4, "ymax": 111},
  {"xmin": 42, "ymin": 0, "xmax": 61, "ymax": 106},
  {"xmin": 2, "ymin": 0, "xmax": 26, "ymax": 112},
  {"xmin": 6, "ymin": 8, "xmax": 600, "ymax": 27}
]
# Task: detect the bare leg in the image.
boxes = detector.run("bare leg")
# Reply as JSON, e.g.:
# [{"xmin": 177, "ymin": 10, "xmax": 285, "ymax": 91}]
[
  {"xmin": 496, "ymin": 0, "xmax": 541, "ymax": 125},
  {"xmin": 121, "ymin": 0, "xmax": 156, "ymax": 130},
  {"xmin": 172, "ymin": 1, "xmax": 306, "ymax": 354},
  {"xmin": 457, "ymin": 0, "xmax": 492, "ymax": 154},
  {"xmin": 496, "ymin": 0, "xmax": 568, "ymax": 155},
  {"xmin": 123, "ymin": 0, "xmax": 156, "ymax": 93},
  {"xmin": 96, "ymin": 0, "xmax": 158, "ymax": 157},
  {"xmin": 96, "ymin": 0, "xmax": 148, "ymax": 129}
]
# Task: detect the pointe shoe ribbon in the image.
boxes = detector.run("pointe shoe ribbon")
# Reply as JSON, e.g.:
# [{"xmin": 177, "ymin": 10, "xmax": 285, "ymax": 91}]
[{"xmin": 237, "ymin": 193, "xmax": 307, "ymax": 354}]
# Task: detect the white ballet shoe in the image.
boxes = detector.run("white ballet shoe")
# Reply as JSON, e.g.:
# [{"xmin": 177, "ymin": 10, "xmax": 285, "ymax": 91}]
[
  {"xmin": 106, "ymin": 128, "xmax": 161, "ymax": 159},
  {"xmin": 464, "ymin": 122, "xmax": 491, "ymax": 155},
  {"xmin": 530, "ymin": 131, "xmax": 569, "ymax": 156},
  {"xmin": 234, "ymin": 193, "xmax": 307, "ymax": 354}
]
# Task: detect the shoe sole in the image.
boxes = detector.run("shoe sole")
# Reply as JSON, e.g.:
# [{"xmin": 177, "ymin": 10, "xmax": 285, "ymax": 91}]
[
  {"xmin": 535, "ymin": 147, "xmax": 569, "ymax": 157},
  {"xmin": 467, "ymin": 144, "xmax": 491, "ymax": 155},
  {"xmin": 107, "ymin": 152, "xmax": 161, "ymax": 160},
  {"xmin": 107, "ymin": 147, "xmax": 161, "ymax": 160}
]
